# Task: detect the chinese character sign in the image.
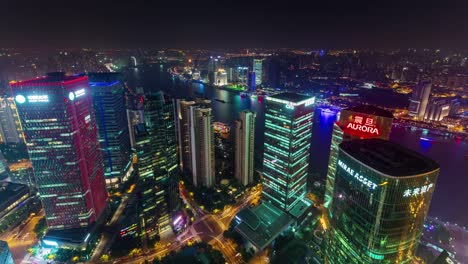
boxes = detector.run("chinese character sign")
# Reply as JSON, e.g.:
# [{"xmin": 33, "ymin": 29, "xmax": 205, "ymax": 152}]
[{"xmin": 403, "ymin": 183, "xmax": 434, "ymax": 197}]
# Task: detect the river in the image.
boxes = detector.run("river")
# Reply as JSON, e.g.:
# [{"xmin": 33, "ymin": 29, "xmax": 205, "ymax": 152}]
[{"xmin": 125, "ymin": 63, "xmax": 468, "ymax": 227}]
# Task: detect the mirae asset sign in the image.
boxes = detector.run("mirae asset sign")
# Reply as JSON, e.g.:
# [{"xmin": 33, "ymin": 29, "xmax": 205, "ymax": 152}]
[{"xmin": 338, "ymin": 160, "xmax": 378, "ymax": 190}]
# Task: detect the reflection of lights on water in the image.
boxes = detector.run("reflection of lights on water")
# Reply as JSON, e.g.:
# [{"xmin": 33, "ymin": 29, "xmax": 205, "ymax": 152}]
[{"xmin": 420, "ymin": 137, "xmax": 433, "ymax": 150}]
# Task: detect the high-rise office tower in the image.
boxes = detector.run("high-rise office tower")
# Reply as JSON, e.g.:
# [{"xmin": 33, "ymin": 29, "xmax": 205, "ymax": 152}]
[
  {"xmin": 176, "ymin": 99, "xmax": 196, "ymax": 174},
  {"xmin": 189, "ymin": 105, "xmax": 215, "ymax": 188},
  {"xmin": 11, "ymin": 73, "xmax": 107, "ymax": 232},
  {"xmin": 235, "ymin": 110, "xmax": 256, "ymax": 186},
  {"xmin": 0, "ymin": 96, "xmax": 24, "ymax": 144},
  {"xmin": 409, "ymin": 80, "xmax": 432, "ymax": 120},
  {"xmin": 262, "ymin": 93, "xmax": 315, "ymax": 212},
  {"xmin": 253, "ymin": 59, "xmax": 263, "ymax": 85},
  {"xmin": 324, "ymin": 139, "xmax": 439, "ymax": 264},
  {"xmin": 135, "ymin": 92, "xmax": 179, "ymax": 242},
  {"xmin": 324, "ymin": 105, "xmax": 393, "ymax": 208},
  {"xmin": 176, "ymin": 99, "xmax": 211, "ymax": 178},
  {"xmin": 424, "ymin": 97, "xmax": 452, "ymax": 122},
  {"xmin": 88, "ymin": 73, "xmax": 132, "ymax": 190},
  {"xmin": 237, "ymin": 67, "xmax": 249, "ymax": 84},
  {"xmin": 0, "ymin": 240, "xmax": 14, "ymax": 264}
]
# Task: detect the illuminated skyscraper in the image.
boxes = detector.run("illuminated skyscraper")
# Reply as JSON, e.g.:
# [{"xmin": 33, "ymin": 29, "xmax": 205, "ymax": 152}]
[
  {"xmin": 235, "ymin": 110, "xmax": 255, "ymax": 186},
  {"xmin": 409, "ymin": 80, "xmax": 432, "ymax": 120},
  {"xmin": 89, "ymin": 73, "xmax": 132, "ymax": 190},
  {"xmin": 176, "ymin": 98, "xmax": 213, "ymax": 187},
  {"xmin": 424, "ymin": 97, "xmax": 452, "ymax": 122},
  {"xmin": 324, "ymin": 105, "xmax": 393, "ymax": 208},
  {"xmin": 237, "ymin": 67, "xmax": 249, "ymax": 84},
  {"xmin": 324, "ymin": 139, "xmax": 439, "ymax": 264},
  {"xmin": 135, "ymin": 92, "xmax": 179, "ymax": 242},
  {"xmin": 262, "ymin": 93, "xmax": 315, "ymax": 212},
  {"xmin": 189, "ymin": 105, "xmax": 215, "ymax": 188},
  {"xmin": 253, "ymin": 59, "xmax": 263, "ymax": 85},
  {"xmin": 214, "ymin": 69, "xmax": 228, "ymax": 86},
  {"xmin": 0, "ymin": 96, "xmax": 24, "ymax": 144},
  {"xmin": 176, "ymin": 99, "xmax": 196, "ymax": 175},
  {"xmin": 11, "ymin": 73, "xmax": 107, "ymax": 232}
]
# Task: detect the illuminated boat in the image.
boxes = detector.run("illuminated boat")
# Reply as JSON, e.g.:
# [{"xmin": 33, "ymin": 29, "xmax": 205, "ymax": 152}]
[{"xmin": 420, "ymin": 137, "xmax": 433, "ymax": 142}]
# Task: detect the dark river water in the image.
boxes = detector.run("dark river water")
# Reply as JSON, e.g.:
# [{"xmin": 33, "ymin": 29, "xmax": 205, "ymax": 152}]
[{"xmin": 126, "ymin": 64, "xmax": 468, "ymax": 227}]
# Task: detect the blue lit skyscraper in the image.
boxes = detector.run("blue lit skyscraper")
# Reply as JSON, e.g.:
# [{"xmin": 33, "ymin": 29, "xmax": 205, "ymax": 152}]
[{"xmin": 89, "ymin": 73, "xmax": 132, "ymax": 190}]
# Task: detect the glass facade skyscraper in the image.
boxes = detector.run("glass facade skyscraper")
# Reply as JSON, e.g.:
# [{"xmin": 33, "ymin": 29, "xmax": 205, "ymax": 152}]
[
  {"xmin": 11, "ymin": 73, "xmax": 107, "ymax": 230},
  {"xmin": 325, "ymin": 139, "xmax": 439, "ymax": 264},
  {"xmin": 262, "ymin": 92, "xmax": 315, "ymax": 212},
  {"xmin": 136, "ymin": 92, "xmax": 179, "ymax": 242},
  {"xmin": 253, "ymin": 59, "xmax": 263, "ymax": 85},
  {"xmin": 89, "ymin": 73, "xmax": 132, "ymax": 190},
  {"xmin": 324, "ymin": 105, "xmax": 393, "ymax": 208}
]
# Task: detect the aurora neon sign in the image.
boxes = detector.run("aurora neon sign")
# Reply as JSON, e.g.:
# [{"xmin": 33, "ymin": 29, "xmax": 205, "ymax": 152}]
[
  {"xmin": 338, "ymin": 160, "xmax": 378, "ymax": 190},
  {"xmin": 345, "ymin": 115, "xmax": 380, "ymax": 135}
]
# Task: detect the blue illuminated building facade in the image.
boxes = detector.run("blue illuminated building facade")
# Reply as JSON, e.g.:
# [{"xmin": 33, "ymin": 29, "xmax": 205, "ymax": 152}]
[
  {"xmin": 262, "ymin": 92, "xmax": 315, "ymax": 212},
  {"xmin": 89, "ymin": 73, "xmax": 132, "ymax": 190}
]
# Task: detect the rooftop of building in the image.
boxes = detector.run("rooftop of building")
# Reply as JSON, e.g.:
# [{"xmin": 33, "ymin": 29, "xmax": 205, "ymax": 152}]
[
  {"xmin": 44, "ymin": 227, "xmax": 90, "ymax": 245},
  {"xmin": 288, "ymin": 198, "xmax": 313, "ymax": 219},
  {"xmin": 343, "ymin": 105, "xmax": 394, "ymax": 118},
  {"xmin": 89, "ymin": 81, "xmax": 120, "ymax": 87},
  {"xmin": 268, "ymin": 92, "xmax": 313, "ymax": 104},
  {"xmin": 234, "ymin": 202, "xmax": 294, "ymax": 251},
  {"xmin": 0, "ymin": 182, "xmax": 29, "ymax": 202},
  {"xmin": 340, "ymin": 138, "xmax": 439, "ymax": 177},
  {"xmin": 0, "ymin": 182, "xmax": 29, "ymax": 210},
  {"xmin": 10, "ymin": 72, "xmax": 87, "ymax": 87}
]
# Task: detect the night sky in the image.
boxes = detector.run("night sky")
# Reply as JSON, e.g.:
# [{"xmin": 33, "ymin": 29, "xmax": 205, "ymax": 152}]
[{"xmin": 1, "ymin": 0, "xmax": 467, "ymax": 48}]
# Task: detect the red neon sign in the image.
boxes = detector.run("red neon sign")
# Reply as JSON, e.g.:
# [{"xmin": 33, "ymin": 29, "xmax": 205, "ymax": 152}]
[{"xmin": 343, "ymin": 115, "xmax": 380, "ymax": 137}]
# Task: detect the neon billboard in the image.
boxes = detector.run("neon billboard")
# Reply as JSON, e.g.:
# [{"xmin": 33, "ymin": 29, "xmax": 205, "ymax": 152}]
[
  {"xmin": 338, "ymin": 107, "xmax": 393, "ymax": 140},
  {"xmin": 345, "ymin": 115, "xmax": 380, "ymax": 135}
]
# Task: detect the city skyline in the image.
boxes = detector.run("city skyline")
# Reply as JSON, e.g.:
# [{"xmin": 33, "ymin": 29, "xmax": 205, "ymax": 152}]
[{"xmin": 0, "ymin": 46, "xmax": 466, "ymax": 264}]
